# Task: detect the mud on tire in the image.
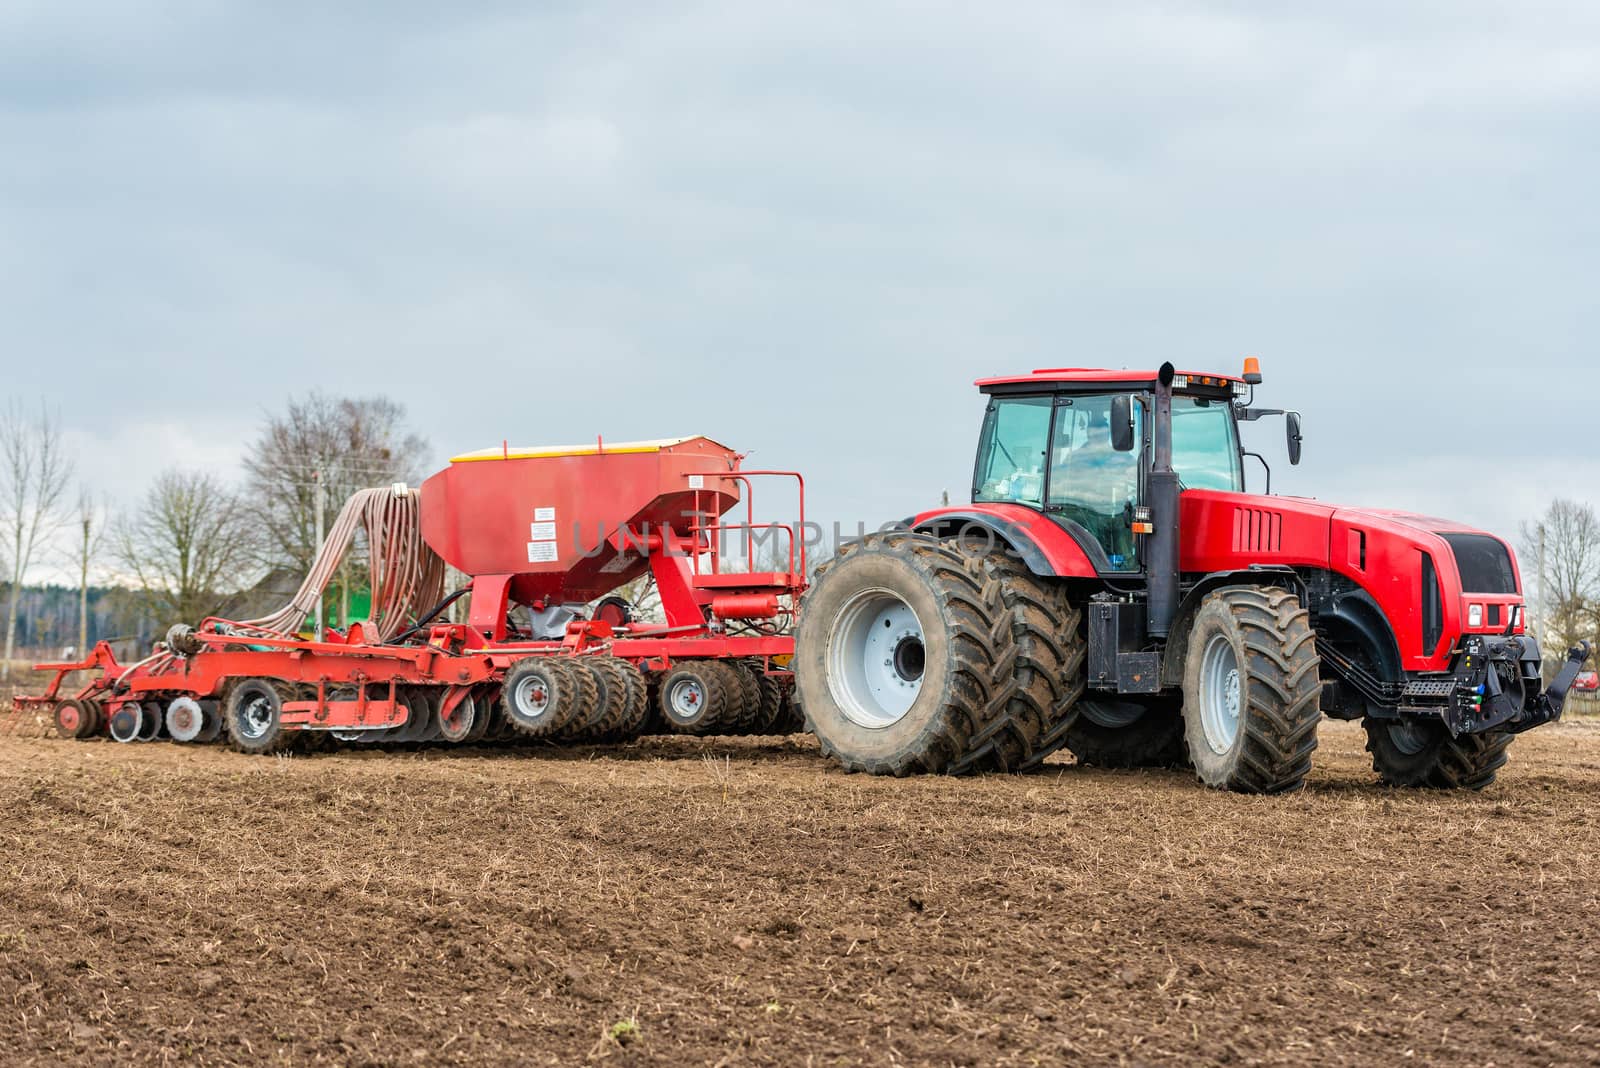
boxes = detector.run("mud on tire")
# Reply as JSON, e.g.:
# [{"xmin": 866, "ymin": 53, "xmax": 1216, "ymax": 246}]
[
  {"xmin": 1364, "ymin": 718, "xmax": 1513, "ymax": 790},
  {"xmin": 502, "ymin": 659, "xmax": 592, "ymax": 739},
  {"xmin": 659, "ymin": 661, "xmax": 744, "ymax": 734},
  {"xmin": 1181, "ymin": 585, "xmax": 1322, "ymax": 794},
  {"xmin": 223, "ymin": 678, "xmax": 298, "ymax": 755},
  {"xmin": 960, "ymin": 554, "xmax": 1085, "ymax": 773},
  {"xmin": 794, "ymin": 531, "xmax": 1014, "ymax": 776}
]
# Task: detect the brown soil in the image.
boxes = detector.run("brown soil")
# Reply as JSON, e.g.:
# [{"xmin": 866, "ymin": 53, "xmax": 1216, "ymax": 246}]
[{"xmin": 2, "ymin": 720, "xmax": 1598, "ymax": 1066}]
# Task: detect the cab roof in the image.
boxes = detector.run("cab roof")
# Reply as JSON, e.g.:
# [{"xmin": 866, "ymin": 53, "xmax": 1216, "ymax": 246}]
[{"xmin": 976, "ymin": 367, "xmax": 1245, "ymax": 390}]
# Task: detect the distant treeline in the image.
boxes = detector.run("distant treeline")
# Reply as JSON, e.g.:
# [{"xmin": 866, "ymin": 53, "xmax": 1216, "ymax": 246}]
[{"xmin": 0, "ymin": 584, "xmax": 153, "ymax": 659}]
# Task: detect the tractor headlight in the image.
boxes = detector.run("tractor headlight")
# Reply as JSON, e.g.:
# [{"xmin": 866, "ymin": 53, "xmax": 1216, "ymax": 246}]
[{"xmin": 1468, "ymin": 604, "xmax": 1483, "ymax": 628}]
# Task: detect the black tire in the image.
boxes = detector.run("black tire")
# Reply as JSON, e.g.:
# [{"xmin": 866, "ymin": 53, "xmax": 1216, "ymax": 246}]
[
  {"xmin": 568, "ymin": 659, "xmax": 630, "ymax": 742},
  {"xmin": 223, "ymin": 679, "xmax": 296, "ymax": 755},
  {"xmin": 722, "ymin": 661, "xmax": 763, "ymax": 735},
  {"xmin": 502, "ymin": 659, "xmax": 591, "ymax": 738},
  {"xmin": 794, "ymin": 532, "xmax": 1013, "ymax": 776},
  {"xmin": 741, "ymin": 662, "xmax": 787, "ymax": 734},
  {"xmin": 1364, "ymin": 718, "xmax": 1513, "ymax": 790},
  {"xmin": 53, "ymin": 699, "xmax": 95, "ymax": 740},
  {"xmin": 1063, "ymin": 698, "xmax": 1189, "ymax": 769},
  {"xmin": 606, "ymin": 661, "xmax": 651, "ymax": 741},
  {"xmin": 659, "ymin": 661, "xmax": 742, "ymax": 733},
  {"xmin": 961, "ymin": 555, "xmax": 1085, "ymax": 773},
  {"xmin": 1181, "ymin": 586, "xmax": 1322, "ymax": 794}
]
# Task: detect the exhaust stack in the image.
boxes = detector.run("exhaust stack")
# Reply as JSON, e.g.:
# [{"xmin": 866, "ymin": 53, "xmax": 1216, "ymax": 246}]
[{"xmin": 1147, "ymin": 362, "xmax": 1181, "ymax": 639}]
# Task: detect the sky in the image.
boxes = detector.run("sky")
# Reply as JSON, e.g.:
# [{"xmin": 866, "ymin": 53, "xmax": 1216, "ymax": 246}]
[{"xmin": 3, "ymin": 1, "xmax": 1597, "ymax": 583}]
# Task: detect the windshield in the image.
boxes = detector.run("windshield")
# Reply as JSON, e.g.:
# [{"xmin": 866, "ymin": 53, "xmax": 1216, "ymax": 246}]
[{"xmin": 1171, "ymin": 396, "xmax": 1243, "ymax": 492}]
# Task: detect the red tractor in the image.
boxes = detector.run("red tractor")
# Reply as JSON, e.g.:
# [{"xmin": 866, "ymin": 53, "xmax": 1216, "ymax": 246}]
[{"xmin": 795, "ymin": 361, "xmax": 1591, "ymax": 792}]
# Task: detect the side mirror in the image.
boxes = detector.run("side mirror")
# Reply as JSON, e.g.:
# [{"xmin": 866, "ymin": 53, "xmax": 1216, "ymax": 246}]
[
  {"xmin": 1286, "ymin": 412, "xmax": 1303, "ymax": 466},
  {"xmin": 1110, "ymin": 395, "xmax": 1135, "ymax": 452}
]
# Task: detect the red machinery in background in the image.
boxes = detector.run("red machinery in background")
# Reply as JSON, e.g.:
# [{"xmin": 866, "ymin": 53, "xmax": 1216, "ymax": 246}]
[{"xmin": 22, "ymin": 436, "xmax": 809, "ymax": 753}]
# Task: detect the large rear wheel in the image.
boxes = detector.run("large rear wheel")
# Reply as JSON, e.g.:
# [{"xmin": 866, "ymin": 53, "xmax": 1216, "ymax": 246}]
[
  {"xmin": 1364, "ymin": 718, "xmax": 1512, "ymax": 790},
  {"xmin": 968, "ymin": 555, "xmax": 1085, "ymax": 773},
  {"xmin": 1180, "ymin": 586, "xmax": 1322, "ymax": 794},
  {"xmin": 795, "ymin": 532, "xmax": 1012, "ymax": 775}
]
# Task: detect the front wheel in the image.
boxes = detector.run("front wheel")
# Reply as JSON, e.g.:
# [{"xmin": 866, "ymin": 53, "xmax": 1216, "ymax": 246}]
[
  {"xmin": 1180, "ymin": 586, "xmax": 1322, "ymax": 794},
  {"xmin": 1364, "ymin": 717, "xmax": 1512, "ymax": 790}
]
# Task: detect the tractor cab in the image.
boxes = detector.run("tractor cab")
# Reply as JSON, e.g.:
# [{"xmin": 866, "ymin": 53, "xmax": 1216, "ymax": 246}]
[
  {"xmin": 971, "ymin": 370, "xmax": 1253, "ymax": 572},
  {"xmin": 968, "ymin": 364, "xmax": 1300, "ymax": 587}
]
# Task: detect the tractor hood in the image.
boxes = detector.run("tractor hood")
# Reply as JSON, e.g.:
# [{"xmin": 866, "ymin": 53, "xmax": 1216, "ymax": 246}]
[
  {"xmin": 1180, "ymin": 489, "xmax": 1524, "ymax": 672},
  {"xmin": 1180, "ymin": 490, "xmax": 1520, "ymax": 588}
]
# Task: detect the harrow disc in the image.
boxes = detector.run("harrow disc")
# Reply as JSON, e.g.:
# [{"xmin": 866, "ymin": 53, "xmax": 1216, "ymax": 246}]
[
  {"xmin": 195, "ymin": 700, "xmax": 223, "ymax": 743},
  {"xmin": 166, "ymin": 697, "xmax": 206, "ymax": 742},
  {"xmin": 108, "ymin": 702, "xmax": 143, "ymax": 743},
  {"xmin": 53, "ymin": 699, "xmax": 94, "ymax": 740},
  {"xmin": 438, "ymin": 690, "xmax": 478, "ymax": 744},
  {"xmin": 137, "ymin": 702, "xmax": 164, "ymax": 741}
]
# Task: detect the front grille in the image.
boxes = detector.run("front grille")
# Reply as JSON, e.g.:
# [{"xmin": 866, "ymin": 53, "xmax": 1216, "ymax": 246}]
[{"xmin": 1441, "ymin": 533, "xmax": 1517, "ymax": 594}]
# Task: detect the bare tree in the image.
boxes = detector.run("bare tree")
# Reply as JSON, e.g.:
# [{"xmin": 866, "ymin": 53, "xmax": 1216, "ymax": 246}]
[
  {"xmin": 1519, "ymin": 498, "xmax": 1600, "ymax": 658},
  {"xmin": 0, "ymin": 402, "xmax": 73, "ymax": 679},
  {"xmin": 74, "ymin": 491, "xmax": 108, "ymax": 656},
  {"xmin": 114, "ymin": 469, "xmax": 260, "ymax": 626},
  {"xmin": 242, "ymin": 393, "xmax": 429, "ymax": 627}
]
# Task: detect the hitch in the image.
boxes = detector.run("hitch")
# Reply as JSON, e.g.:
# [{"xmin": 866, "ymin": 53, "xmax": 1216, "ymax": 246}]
[{"xmin": 1504, "ymin": 640, "xmax": 1592, "ymax": 735}]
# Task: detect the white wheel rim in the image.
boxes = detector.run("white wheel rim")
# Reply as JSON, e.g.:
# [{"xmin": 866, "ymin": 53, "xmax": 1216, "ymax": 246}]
[
  {"xmin": 514, "ymin": 674, "xmax": 552, "ymax": 719},
  {"xmin": 239, "ymin": 692, "xmax": 274, "ymax": 740},
  {"xmin": 167, "ymin": 697, "xmax": 203, "ymax": 742},
  {"xmin": 1199, "ymin": 634, "xmax": 1242, "ymax": 755},
  {"xmin": 669, "ymin": 678, "xmax": 705, "ymax": 719},
  {"xmin": 828, "ymin": 588, "xmax": 926, "ymax": 729}
]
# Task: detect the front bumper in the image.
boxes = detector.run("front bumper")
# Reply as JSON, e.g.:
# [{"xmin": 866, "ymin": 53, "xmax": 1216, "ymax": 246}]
[{"xmin": 1418, "ymin": 636, "xmax": 1593, "ymax": 735}]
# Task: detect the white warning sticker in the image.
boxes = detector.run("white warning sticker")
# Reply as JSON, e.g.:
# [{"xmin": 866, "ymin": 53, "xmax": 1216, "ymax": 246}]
[
  {"xmin": 534, "ymin": 507, "xmax": 556, "ymax": 522},
  {"xmin": 599, "ymin": 552, "xmax": 637, "ymax": 574},
  {"xmin": 527, "ymin": 541, "xmax": 559, "ymax": 563},
  {"xmin": 529, "ymin": 521, "xmax": 557, "ymax": 542},
  {"xmin": 688, "ymin": 475, "xmax": 705, "ymax": 489}
]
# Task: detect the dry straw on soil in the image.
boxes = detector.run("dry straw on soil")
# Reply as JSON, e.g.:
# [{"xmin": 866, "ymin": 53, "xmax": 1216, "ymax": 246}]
[{"xmin": 2, "ymin": 720, "xmax": 1598, "ymax": 1065}]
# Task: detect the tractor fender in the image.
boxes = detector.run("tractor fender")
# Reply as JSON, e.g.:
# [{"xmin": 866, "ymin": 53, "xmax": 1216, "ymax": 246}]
[
  {"xmin": 1312, "ymin": 581, "xmax": 1403, "ymax": 684},
  {"xmin": 1160, "ymin": 566, "xmax": 1306, "ymax": 688},
  {"xmin": 910, "ymin": 508, "xmax": 1102, "ymax": 578}
]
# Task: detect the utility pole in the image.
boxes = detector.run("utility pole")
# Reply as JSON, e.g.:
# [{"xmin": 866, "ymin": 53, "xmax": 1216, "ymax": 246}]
[{"xmin": 313, "ymin": 469, "xmax": 325, "ymax": 641}]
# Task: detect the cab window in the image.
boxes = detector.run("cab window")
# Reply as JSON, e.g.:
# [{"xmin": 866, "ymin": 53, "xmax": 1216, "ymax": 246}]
[
  {"xmin": 973, "ymin": 396, "xmax": 1051, "ymax": 505},
  {"xmin": 1171, "ymin": 396, "xmax": 1243, "ymax": 492}
]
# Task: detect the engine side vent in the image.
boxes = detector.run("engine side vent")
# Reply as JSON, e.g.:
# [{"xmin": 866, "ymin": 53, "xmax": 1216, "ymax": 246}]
[
  {"xmin": 1421, "ymin": 551, "xmax": 1444, "ymax": 656},
  {"xmin": 1233, "ymin": 507, "xmax": 1283, "ymax": 554}
]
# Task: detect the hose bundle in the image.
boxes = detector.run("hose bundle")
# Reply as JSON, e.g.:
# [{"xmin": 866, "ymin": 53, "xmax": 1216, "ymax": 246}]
[{"xmin": 238, "ymin": 487, "xmax": 446, "ymax": 642}]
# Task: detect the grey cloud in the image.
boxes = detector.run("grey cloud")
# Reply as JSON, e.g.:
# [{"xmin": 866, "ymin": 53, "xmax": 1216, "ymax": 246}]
[{"xmin": 2, "ymin": 1, "xmax": 1595, "ymax": 560}]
